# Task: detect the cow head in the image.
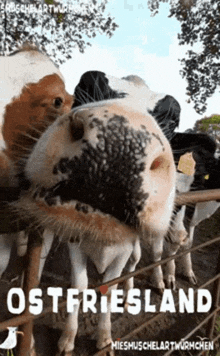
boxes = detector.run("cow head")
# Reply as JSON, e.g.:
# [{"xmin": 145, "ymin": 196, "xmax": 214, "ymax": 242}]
[
  {"xmin": 12, "ymin": 71, "xmax": 177, "ymax": 246},
  {"xmin": 2, "ymin": 73, "xmax": 73, "ymax": 162}
]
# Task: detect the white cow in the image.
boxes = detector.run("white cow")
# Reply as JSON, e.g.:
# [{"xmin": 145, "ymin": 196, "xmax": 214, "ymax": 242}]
[{"xmin": 11, "ymin": 71, "xmax": 177, "ymax": 354}]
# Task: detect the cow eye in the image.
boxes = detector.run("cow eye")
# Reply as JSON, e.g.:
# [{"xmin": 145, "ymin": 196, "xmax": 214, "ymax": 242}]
[{"xmin": 54, "ymin": 97, "xmax": 63, "ymax": 108}]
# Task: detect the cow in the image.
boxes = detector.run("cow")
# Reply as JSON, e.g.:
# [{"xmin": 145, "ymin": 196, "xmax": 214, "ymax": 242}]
[
  {"xmin": 5, "ymin": 70, "xmax": 178, "ymax": 355},
  {"xmin": 163, "ymin": 132, "xmax": 220, "ymax": 290},
  {"xmin": 0, "ymin": 43, "xmax": 73, "ymax": 279},
  {"xmin": 0, "ymin": 43, "xmax": 64, "ymax": 131}
]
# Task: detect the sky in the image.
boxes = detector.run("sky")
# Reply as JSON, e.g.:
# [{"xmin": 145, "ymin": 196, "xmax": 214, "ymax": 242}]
[{"xmin": 60, "ymin": 0, "xmax": 219, "ymax": 132}]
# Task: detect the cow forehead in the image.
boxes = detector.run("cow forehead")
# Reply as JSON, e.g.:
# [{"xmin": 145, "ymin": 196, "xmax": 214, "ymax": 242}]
[
  {"xmin": 73, "ymin": 71, "xmax": 180, "ymax": 142},
  {"xmin": 122, "ymin": 75, "xmax": 148, "ymax": 87},
  {"xmin": 74, "ymin": 70, "xmax": 164, "ymax": 109},
  {"xmin": 107, "ymin": 74, "xmax": 165, "ymax": 109},
  {"xmin": 106, "ymin": 73, "xmax": 163, "ymax": 95},
  {"xmin": 73, "ymin": 100, "xmax": 162, "ymax": 134}
]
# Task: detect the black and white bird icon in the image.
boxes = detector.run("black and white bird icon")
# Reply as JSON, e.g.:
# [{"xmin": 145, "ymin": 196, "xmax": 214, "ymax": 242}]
[
  {"xmin": 0, "ymin": 327, "xmax": 23, "ymax": 354},
  {"xmin": 196, "ymin": 335, "xmax": 209, "ymax": 341}
]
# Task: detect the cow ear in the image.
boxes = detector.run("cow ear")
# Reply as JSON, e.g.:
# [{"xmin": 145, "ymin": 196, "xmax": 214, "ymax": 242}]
[
  {"xmin": 149, "ymin": 95, "xmax": 181, "ymax": 141},
  {"xmin": 72, "ymin": 71, "xmax": 108, "ymax": 108}
]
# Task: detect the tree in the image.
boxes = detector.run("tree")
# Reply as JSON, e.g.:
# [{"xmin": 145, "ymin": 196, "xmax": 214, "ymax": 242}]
[
  {"xmin": 147, "ymin": 0, "xmax": 220, "ymax": 115},
  {"xmin": 193, "ymin": 114, "xmax": 220, "ymax": 150},
  {"xmin": 0, "ymin": 0, "xmax": 118, "ymax": 64}
]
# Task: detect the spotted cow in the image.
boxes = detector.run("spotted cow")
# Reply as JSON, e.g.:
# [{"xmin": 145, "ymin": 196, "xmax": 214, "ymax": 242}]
[
  {"xmin": 163, "ymin": 132, "xmax": 220, "ymax": 289},
  {"xmin": 2, "ymin": 70, "xmax": 179, "ymax": 354}
]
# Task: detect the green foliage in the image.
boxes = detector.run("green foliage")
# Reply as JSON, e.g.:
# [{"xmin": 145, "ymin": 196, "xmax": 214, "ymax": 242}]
[
  {"xmin": 0, "ymin": 0, "xmax": 118, "ymax": 65},
  {"xmin": 147, "ymin": 0, "xmax": 220, "ymax": 115},
  {"xmin": 195, "ymin": 115, "xmax": 220, "ymax": 132}
]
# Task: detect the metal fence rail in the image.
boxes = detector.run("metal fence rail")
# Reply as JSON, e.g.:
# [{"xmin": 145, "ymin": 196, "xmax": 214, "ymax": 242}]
[
  {"xmin": 93, "ymin": 258, "xmax": 220, "ymax": 356},
  {"xmin": 1, "ymin": 234, "xmax": 220, "ymax": 329},
  {"xmin": 1, "ymin": 189, "xmax": 220, "ymax": 355}
]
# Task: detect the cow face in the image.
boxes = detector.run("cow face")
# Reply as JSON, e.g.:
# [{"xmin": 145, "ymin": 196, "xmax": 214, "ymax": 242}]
[
  {"xmin": 2, "ymin": 74, "xmax": 73, "ymax": 162},
  {"xmin": 14, "ymin": 72, "xmax": 176, "ymax": 246}
]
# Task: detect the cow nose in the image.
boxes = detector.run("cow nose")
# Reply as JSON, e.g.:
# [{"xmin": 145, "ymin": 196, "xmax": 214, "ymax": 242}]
[
  {"xmin": 70, "ymin": 115, "xmax": 84, "ymax": 141},
  {"xmin": 149, "ymin": 150, "xmax": 175, "ymax": 192},
  {"xmin": 147, "ymin": 129, "xmax": 175, "ymax": 183},
  {"xmin": 139, "ymin": 139, "xmax": 176, "ymax": 235},
  {"xmin": 150, "ymin": 154, "xmax": 171, "ymax": 176},
  {"xmin": 150, "ymin": 157, "xmax": 163, "ymax": 171}
]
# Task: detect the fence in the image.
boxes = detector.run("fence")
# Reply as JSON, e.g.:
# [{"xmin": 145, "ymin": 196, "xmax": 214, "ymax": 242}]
[{"xmin": 1, "ymin": 189, "xmax": 220, "ymax": 356}]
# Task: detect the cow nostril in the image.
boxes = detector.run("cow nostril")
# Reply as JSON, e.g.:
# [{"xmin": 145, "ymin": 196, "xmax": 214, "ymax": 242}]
[
  {"xmin": 150, "ymin": 154, "xmax": 173, "ymax": 182},
  {"xmin": 70, "ymin": 117, "xmax": 84, "ymax": 141},
  {"xmin": 150, "ymin": 157, "xmax": 163, "ymax": 171}
]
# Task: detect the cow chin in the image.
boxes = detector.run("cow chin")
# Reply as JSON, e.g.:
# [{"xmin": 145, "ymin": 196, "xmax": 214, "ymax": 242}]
[
  {"xmin": 14, "ymin": 194, "xmax": 139, "ymax": 245},
  {"xmin": 14, "ymin": 176, "xmax": 175, "ymax": 246}
]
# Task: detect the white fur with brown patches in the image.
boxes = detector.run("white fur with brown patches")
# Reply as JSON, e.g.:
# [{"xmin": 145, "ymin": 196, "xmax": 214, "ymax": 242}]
[
  {"xmin": 0, "ymin": 44, "xmax": 64, "ymax": 141},
  {"xmin": 105, "ymin": 74, "xmax": 164, "ymax": 108},
  {"xmin": 2, "ymin": 70, "xmax": 177, "ymax": 355},
  {"xmin": 2, "ymin": 74, "xmax": 73, "ymax": 163}
]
